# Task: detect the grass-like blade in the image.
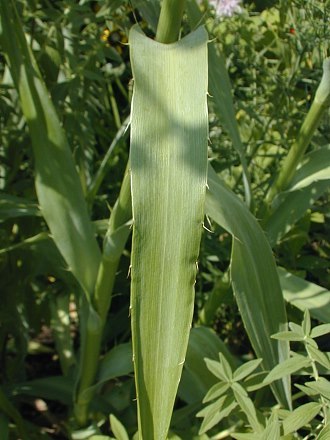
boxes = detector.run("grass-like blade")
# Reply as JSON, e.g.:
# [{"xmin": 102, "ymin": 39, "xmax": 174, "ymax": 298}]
[
  {"xmin": 0, "ymin": 1, "xmax": 101, "ymax": 297},
  {"xmin": 206, "ymin": 165, "xmax": 291, "ymax": 409},
  {"xmin": 129, "ymin": 25, "xmax": 208, "ymax": 439}
]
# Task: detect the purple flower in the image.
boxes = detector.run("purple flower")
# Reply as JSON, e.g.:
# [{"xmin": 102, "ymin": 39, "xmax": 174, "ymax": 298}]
[{"xmin": 209, "ymin": 0, "xmax": 242, "ymax": 18}]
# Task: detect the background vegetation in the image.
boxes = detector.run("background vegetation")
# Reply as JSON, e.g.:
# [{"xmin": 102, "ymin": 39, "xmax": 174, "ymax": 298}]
[{"xmin": 0, "ymin": 0, "xmax": 329, "ymax": 439}]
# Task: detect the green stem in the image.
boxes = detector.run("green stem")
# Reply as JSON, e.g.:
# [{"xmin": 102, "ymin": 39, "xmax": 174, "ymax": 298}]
[
  {"xmin": 74, "ymin": 168, "xmax": 132, "ymax": 425},
  {"xmin": 155, "ymin": 0, "xmax": 186, "ymax": 43},
  {"xmin": 266, "ymin": 58, "xmax": 330, "ymax": 203}
]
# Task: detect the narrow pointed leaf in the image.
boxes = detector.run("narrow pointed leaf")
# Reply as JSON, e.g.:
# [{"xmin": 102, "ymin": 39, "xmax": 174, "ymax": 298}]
[
  {"xmin": 205, "ymin": 358, "xmax": 228, "ymax": 382},
  {"xmin": 109, "ymin": 414, "xmax": 129, "ymax": 440},
  {"xmin": 288, "ymin": 145, "xmax": 330, "ymax": 191},
  {"xmin": 0, "ymin": 1, "xmax": 101, "ymax": 296},
  {"xmin": 206, "ymin": 166, "xmax": 291, "ymax": 408},
  {"xmin": 203, "ymin": 382, "xmax": 230, "ymax": 403},
  {"xmin": 129, "ymin": 25, "xmax": 208, "ymax": 440},
  {"xmin": 306, "ymin": 345, "xmax": 330, "ymax": 370},
  {"xmin": 233, "ymin": 359, "xmax": 263, "ymax": 382},
  {"xmin": 263, "ymin": 355, "xmax": 310, "ymax": 384},
  {"xmin": 311, "ymin": 324, "xmax": 330, "ymax": 338},
  {"xmin": 232, "ymin": 383, "xmax": 262, "ymax": 433},
  {"xmin": 278, "ymin": 267, "xmax": 330, "ymax": 323},
  {"xmin": 305, "ymin": 377, "xmax": 330, "ymax": 400}
]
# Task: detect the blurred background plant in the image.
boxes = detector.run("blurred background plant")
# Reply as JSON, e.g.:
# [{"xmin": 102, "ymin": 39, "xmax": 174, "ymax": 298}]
[{"xmin": 0, "ymin": 0, "xmax": 329, "ymax": 438}]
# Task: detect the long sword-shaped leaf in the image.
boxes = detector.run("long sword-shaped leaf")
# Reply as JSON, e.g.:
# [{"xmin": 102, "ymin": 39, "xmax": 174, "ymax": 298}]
[
  {"xmin": 0, "ymin": 1, "xmax": 101, "ymax": 297},
  {"xmin": 129, "ymin": 25, "xmax": 208, "ymax": 439},
  {"xmin": 206, "ymin": 165, "xmax": 291, "ymax": 409}
]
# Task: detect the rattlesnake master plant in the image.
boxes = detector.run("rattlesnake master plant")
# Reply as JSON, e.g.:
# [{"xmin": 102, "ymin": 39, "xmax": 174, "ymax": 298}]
[{"xmin": 0, "ymin": 0, "xmax": 329, "ymax": 438}]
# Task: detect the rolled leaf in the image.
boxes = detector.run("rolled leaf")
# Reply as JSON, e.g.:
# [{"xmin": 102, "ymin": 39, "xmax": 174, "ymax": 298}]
[{"xmin": 129, "ymin": 25, "xmax": 208, "ymax": 439}]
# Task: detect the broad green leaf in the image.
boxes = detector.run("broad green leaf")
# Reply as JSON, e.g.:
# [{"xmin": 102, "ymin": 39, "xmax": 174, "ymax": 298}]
[
  {"xmin": 0, "ymin": 194, "xmax": 40, "ymax": 220},
  {"xmin": 206, "ymin": 166, "xmax": 291, "ymax": 408},
  {"xmin": 265, "ymin": 181, "xmax": 329, "ymax": 246},
  {"xmin": 0, "ymin": 1, "xmax": 101, "ymax": 297},
  {"xmin": 232, "ymin": 383, "xmax": 262, "ymax": 433},
  {"xmin": 129, "ymin": 25, "xmax": 208, "ymax": 440},
  {"xmin": 283, "ymin": 402, "xmax": 322, "ymax": 435},
  {"xmin": 278, "ymin": 268, "xmax": 330, "ymax": 323},
  {"xmin": 109, "ymin": 414, "xmax": 129, "ymax": 440},
  {"xmin": 288, "ymin": 145, "xmax": 330, "ymax": 191},
  {"xmin": 97, "ymin": 343, "xmax": 133, "ymax": 383},
  {"xmin": 263, "ymin": 355, "xmax": 310, "ymax": 384},
  {"xmin": 233, "ymin": 359, "xmax": 263, "ymax": 382}
]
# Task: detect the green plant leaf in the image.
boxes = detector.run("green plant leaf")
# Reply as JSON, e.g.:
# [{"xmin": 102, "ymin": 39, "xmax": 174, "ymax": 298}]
[
  {"xmin": 0, "ymin": 1, "xmax": 101, "ymax": 297},
  {"xmin": 264, "ymin": 181, "xmax": 329, "ymax": 246},
  {"xmin": 97, "ymin": 343, "xmax": 133, "ymax": 384},
  {"xmin": 208, "ymin": 43, "xmax": 252, "ymax": 206},
  {"xmin": 260, "ymin": 412, "xmax": 280, "ymax": 440},
  {"xmin": 179, "ymin": 326, "xmax": 238, "ymax": 404},
  {"xmin": 206, "ymin": 166, "xmax": 291, "ymax": 408},
  {"xmin": 0, "ymin": 194, "xmax": 40, "ymax": 221},
  {"xmin": 305, "ymin": 377, "xmax": 330, "ymax": 400},
  {"xmin": 287, "ymin": 145, "xmax": 330, "ymax": 191},
  {"xmin": 278, "ymin": 268, "xmax": 330, "ymax": 323},
  {"xmin": 204, "ymin": 359, "xmax": 228, "ymax": 382},
  {"xmin": 271, "ymin": 331, "xmax": 304, "ymax": 342},
  {"xmin": 283, "ymin": 402, "xmax": 322, "ymax": 435},
  {"xmin": 232, "ymin": 382, "xmax": 262, "ymax": 433},
  {"xmin": 198, "ymin": 396, "xmax": 237, "ymax": 435},
  {"xmin": 311, "ymin": 324, "xmax": 330, "ymax": 339},
  {"xmin": 263, "ymin": 355, "xmax": 310, "ymax": 384},
  {"xmin": 219, "ymin": 353, "xmax": 233, "ymax": 381},
  {"xmin": 317, "ymin": 423, "xmax": 330, "ymax": 440},
  {"xmin": 129, "ymin": 25, "xmax": 209, "ymax": 440},
  {"xmin": 203, "ymin": 382, "xmax": 230, "ymax": 403},
  {"xmin": 12, "ymin": 376, "xmax": 73, "ymax": 405},
  {"xmin": 109, "ymin": 414, "xmax": 129, "ymax": 440},
  {"xmin": 302, "ymin": 309, "xmax": 311, "ymax": 336},
  {"xmin": 233, "ymin": 359, "xmax": 263, "ymax": 382},
  {"xmin": 306, "ymin": 345, "xmax": 330, "ymax": 370}
]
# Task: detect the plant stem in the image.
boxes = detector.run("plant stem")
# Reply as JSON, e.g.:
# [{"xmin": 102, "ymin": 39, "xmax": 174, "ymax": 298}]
[
  {"xmin": 155, "ymin": 0, "xmax": 186, "ymax": 43},
  {"xmin": 74, "ymin": 167, "xmax": 132, "ymax": 425},
  {"xmin": 266, "ymin": 58, "xmax": 330, "ymax": 203}
]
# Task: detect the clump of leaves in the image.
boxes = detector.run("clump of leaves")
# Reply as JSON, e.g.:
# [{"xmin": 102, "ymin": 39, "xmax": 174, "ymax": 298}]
[{"xmin": 198, "ymin": 310, "xmax": 330, "ymax": 439}]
